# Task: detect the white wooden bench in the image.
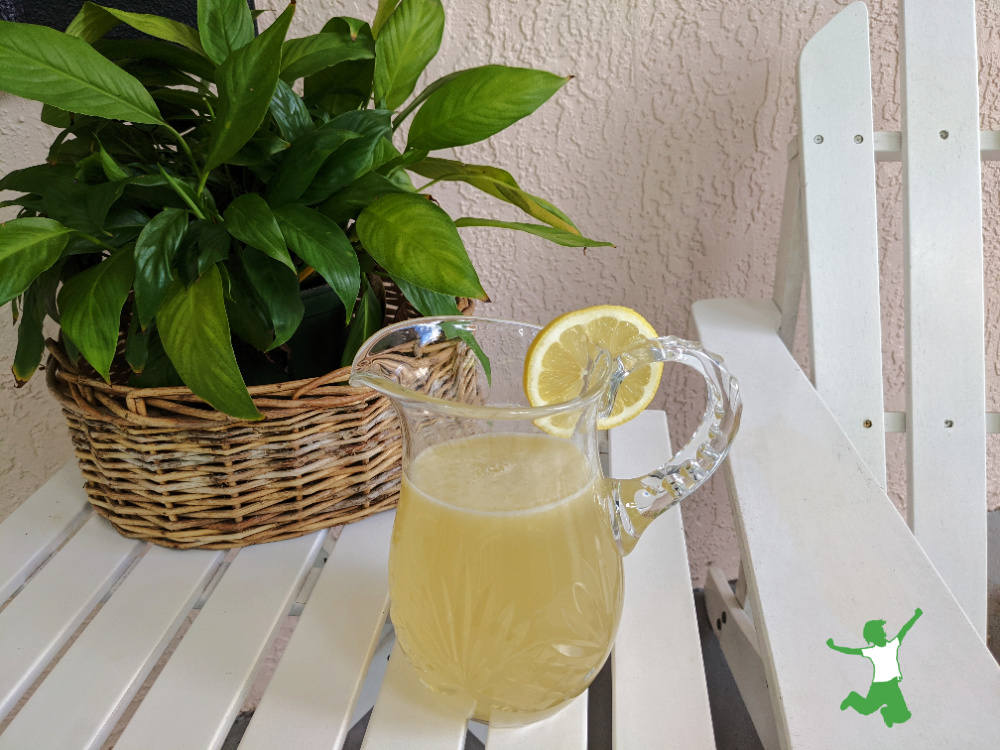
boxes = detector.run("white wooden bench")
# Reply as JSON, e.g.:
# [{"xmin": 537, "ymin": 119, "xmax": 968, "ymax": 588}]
[
  {"xmin": 0, "ymin": 411, "xmax": 717, "ymax": 749},
  {"xmin": 694, "ymin": 1, "xmax": 1000, "ymax": 747}
]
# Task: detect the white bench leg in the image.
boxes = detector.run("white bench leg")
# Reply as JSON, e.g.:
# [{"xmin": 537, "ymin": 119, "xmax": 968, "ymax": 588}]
[{"xmin": 703, "ymin": 565, "xmax": 781, "ymax": 750}]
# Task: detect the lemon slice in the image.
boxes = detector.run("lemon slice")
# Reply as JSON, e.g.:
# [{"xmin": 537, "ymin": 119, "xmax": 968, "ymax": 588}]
[{"xmin": 524, "ymin": 306, "xmax": 663, "ymax": 436}]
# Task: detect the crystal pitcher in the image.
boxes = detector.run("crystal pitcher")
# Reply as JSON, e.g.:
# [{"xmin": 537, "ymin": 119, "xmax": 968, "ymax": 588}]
[{"xmin": 350, "ymin": 316, "xmax": 741, "ymax": 725}]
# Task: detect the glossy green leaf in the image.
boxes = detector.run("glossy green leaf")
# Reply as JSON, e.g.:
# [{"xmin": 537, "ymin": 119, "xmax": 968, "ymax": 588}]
[
  {"xmin": 95, "ymin": 38, "xmax": 216, "ymax": 81},
  {"xmin": 266, "ymin": 125, "xmax": 360, "ymax": 207},
  {"xmin": 303, "ymin": 21, "xmax": 375, "ymax": 116},
  {"xmin": 104, "ymin": 207, "xmax": 150, "ymax": 247},
  {"xmin": 40, "ymin": 104, "xmax": 74, "ymax": 128},
  {"xmin": 325, "ymin": 16, "xmax": 368, "ymax": 38},
  {"xmin": 531, "ymin": 193, "xmax": 579, "ymax": 232},
  {"xmin": 173, "ymin": 221, "xmax": 224, "ymax": 288},
  {"xmin": 40, "ymin": 180, "xmax": 125, "ymax": 235},
  {"xmin": 227, "ymin": 134, "xmax": 290, "ymax": 168},
  {"xmin": 91, "ymin": 121, "xmax": 160, "ymax": 164},
  {"xmin": 98, "ymin": 142, "xmax": 130, "ymax": 181},
  {"xmin": 134, "ymin": 208, "xmax": 189, "ymax": 327},
  {"xmin": 391, "ymin": 68, "xmax": 460, "ymax": 128},
  {"xmin": 299, "ymin": 109, "xmax": 392, "ymax": 204},
  {"xmin": 41, "ymin": 181, "xmax": 94, "ymax": 234},
  {"xmin": 0, "ymin": 196, "xmax": 43, "ymax": 212},
  {"xmin": 62, "ymin": 333, "xmax": 81, "ymax": 365},
  {"xmin": 453, "ymin": 218, "xmax": 613, "ymax": 247},
  {"xmin": 191, "ymin": 221, "xmax": 233, "ymax": 277},
  {"xmin": 153, "ymin": 88, "xmax": 214, "ymax": 116},
  {"xmin": 224, "ymin": 257, "xmax": 274, "ymax": 351},
  {"xmin": 242, "ymin": 248, "xmax": 304, "ymax": 350},
  {"xmin": 125, "ymin": 310, "xmax": 149, "ymax": 374},
  {"xmin": 0, "ymin": 218, "xmax": 73, "ymax": 306},
  {"xmin": 318, "ymin": 172, "xmax": 407, "ymax": 224},
  {"xmin": 203, "ymin": 3, "xmax": 294, "ymax": 172},
  {"xmin": 340, "ymin": 277, "xmax": 382, "ymax": 366},
  {"xmin": 0, "ymin": 21, "xmax": 164, "ymax": 125},
  {"xmin": 92, "ymin": 182, "xmax": 128, "ymax": 231},
  {"xmin": 34, "ymin": 259, "xmax": 66, "ymax": 324},
  {"xmin": 12, "ymin": 285, "xmax": 46, "ymax": 387},
  {"xmin": 407, "ymin": 65, "xmax": 568, "ymax": 151},
  {"xmin": 357, "ymin": 193, "xmax": 485, "ymax": 299},
  {"xmin": 374, "ymin": 0, "xmax": 444, "ymax": 110},
  {"xmin": 198, "ymin": 0, "xmax": 254, "ymax": 65},
  {"xmin": 270, "ymin": 79, "xmax": 313, "ymax": 143},
  {"xmin": 377, "ymin": 146, "xmax": 428, "ymax": 176},
  {"xmin": 128, "ymin": 327, "xmax": 183, "ymax": 387},
  {"xmin": 273, "ymin": 204, "xmax": 360, "ymax": 321},
  {"xmin": 58, "ymin": 248, "xmax": 135, "ymax": 382},
  {"xmin": 224, "ymin": 194, "xmax": 294, "ymax": 270},
  {"xmin": 371, "ymin": 137, "xmax": 401, "ymax": 170},
  {"xmin": 409, "ymin": 157, "xmax": 578, "ymax": 233},
  {"xmin": 390, "ymin": 275, "xmax": 458, "ymax": 316},
  {"xmin": 65, "ymin": 2, "xmax": 118, "ymax": 43},
  {"xmin": 0, "ymin": 164, "xmax": 74, "ymax": 194},
  {"xmin": 72, "ymin": 3, "xmax": 206, "ymax": 55},
  {"xmin": 280, "ymin": 28, "xmax": 375, "ymax": 82},
  {"xmin": 156, "ymin": 265, "xmax": 263, "ymax": 420},
  {"xmin": 372, "ymin": 0, "xmax": 401, "ymax": 39}
]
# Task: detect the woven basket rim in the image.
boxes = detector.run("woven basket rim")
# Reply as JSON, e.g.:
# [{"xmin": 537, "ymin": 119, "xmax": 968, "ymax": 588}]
[{"xmin": 45, "ymin": 292, "xmax": 475, "ymax": 430}]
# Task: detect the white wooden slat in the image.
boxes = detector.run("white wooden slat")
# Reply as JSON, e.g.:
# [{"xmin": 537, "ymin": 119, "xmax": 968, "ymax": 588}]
[
  {"xmin": 798, "ymin": 0, "xmax": 887, "ymax": 489},
  {"xmin": 0, "ymin": 545, "xmax": 223, "ymax": 750},
  {"xmin": 361, "ymin": 643, "xmax": 470, "ymax": 750},
  {"xmin": 900, "ymin": 0, "xmax": 987, "ymax": 636},
  {"xmin": 0, "ymin": 462, "xmax": 90, "ymax": 603},
  {"xmin": 874, "ymin": 130, "xmax": 902, "ymax": 162},
  {"xmin": 703, "ymin": 566, "xmax": 779, "ymax": 750},
  {"xmin": 771, "ymin": 154, "xmax": 804, "ymax": 351},
  {"xmin": 112, "ymin": 531, "xmax": 326, "ymax": 750},
  {"xmin": 239, "ymin": 512, "xmax": 393, "ymax": 750},
  {"xmin": 485, "ymin": 692, "xmax": 587, "ymax": 750},
  {"xmin": 608, "ymin": 411, "xmax": 715, "ymax": 750},
  {"xmin": 693, "ymin": 298, "xmax": 1000, "ymax": 748},
  {"xmin": 852, "ymin": 130, "xmax": 1000, "ymax": 162},
  {"xmin": 981, "ymin": 130, "xmax": 1000, "ymax": 161},
  {"xmin": 0, "ymin": 515, "xmax": 142, "ymax": 722},
  {"xmin": 886, "ymin": 412, "xmax": 1000, "ymax": 434}
]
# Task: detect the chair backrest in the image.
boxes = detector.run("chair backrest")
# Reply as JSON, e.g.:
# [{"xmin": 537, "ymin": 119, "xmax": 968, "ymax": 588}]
[{"xmin": 772, "ymin": 0, "xmax": 988, "ymax": 637}]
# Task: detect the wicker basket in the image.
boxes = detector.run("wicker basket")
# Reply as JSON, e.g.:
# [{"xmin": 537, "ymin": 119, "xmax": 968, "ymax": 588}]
[{"xmin": 44, "ymin": 286, "xmax": 475, "ymax": 549}]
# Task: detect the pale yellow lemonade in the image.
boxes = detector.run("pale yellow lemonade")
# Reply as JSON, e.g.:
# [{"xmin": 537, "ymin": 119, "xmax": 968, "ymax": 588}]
[{"xmin": 390, "ymin": 432, "xmax": 624, "ymax": 722}]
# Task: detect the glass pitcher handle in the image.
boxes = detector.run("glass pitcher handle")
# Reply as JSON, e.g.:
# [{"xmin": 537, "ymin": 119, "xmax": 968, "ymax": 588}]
[{"xmin": 604, "ymin": 336, "xmax": 742, "ymax": 554}]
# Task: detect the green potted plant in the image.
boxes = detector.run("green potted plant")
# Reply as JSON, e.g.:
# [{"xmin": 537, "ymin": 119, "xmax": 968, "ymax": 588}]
[{"xmin": 0, "ymin": 0, "xmax": 610, "ymax": 548}]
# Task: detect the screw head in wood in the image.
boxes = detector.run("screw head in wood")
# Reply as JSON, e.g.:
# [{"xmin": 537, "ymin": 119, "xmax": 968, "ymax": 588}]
[
  {"xmin": 940, "ymin": 130, "xmax": 949, "ymax": 140},
  {"xmin": 813, "ymin": 135, "xmax": 824, "ymax": 144},
  {"xmin": 854, "ymin": 134, "xmax": 864, "ymax": 143}
]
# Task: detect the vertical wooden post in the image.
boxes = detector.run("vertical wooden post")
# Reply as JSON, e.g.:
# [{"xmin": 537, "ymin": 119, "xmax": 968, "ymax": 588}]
[
  {"xmin": 797, "ymin": 1, "xmax": 887, "ymax": 488},
  {"xmin": 900, "ymin": 0, "xmax": 987, "ymax": 636}
]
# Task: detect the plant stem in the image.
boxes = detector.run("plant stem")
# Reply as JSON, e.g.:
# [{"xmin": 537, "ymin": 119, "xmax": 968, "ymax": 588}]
[
  {"xmin": 164, "ymin": 125, "xmax": 200, "ymax": 175},
  {"xmin": 197, "ymin": 170, "xmax": 210, "ymax": 198},
  {"xmin": 417, "ymin": 178, "xmax": 442, "ymax": 193},
  {"xmin": 74, "ymin": 231, "xmax": 119, "ymax": 254},
  {"xmin": 178, "ymin": 189, "xmax": 208, "ymax": 220},
  {"xmin": 157, "ymin": 166, "xmax": 208, "ymax": 220}
]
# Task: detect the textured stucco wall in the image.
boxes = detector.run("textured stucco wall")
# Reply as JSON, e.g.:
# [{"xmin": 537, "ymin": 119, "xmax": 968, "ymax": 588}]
[
  {"xmin": 2, "ymin": 0, "xmax": 999, "ymax": 585},
  {"xmin": 0, "ymin": 96, "xmax": 73, "ymax": 523}
]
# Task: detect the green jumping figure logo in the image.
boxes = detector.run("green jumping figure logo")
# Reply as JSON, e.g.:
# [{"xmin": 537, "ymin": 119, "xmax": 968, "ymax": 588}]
[{"xmin": 826, "ymin": 607, "xmax": 922, "ymax": 727}]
